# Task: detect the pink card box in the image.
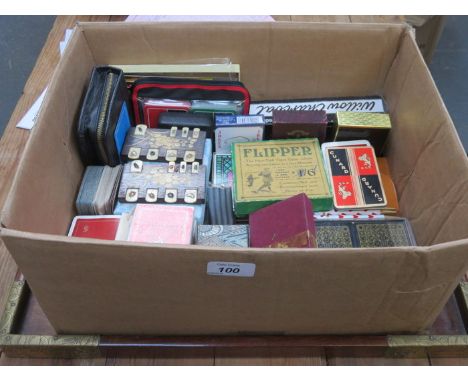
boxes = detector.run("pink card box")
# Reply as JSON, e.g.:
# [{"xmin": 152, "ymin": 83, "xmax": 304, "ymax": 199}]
[{"xmin": 128, "ymin": 204, "xmax": 195, "ymax": 245}]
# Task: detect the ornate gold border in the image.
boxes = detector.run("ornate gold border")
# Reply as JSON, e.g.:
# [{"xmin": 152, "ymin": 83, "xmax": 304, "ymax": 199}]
[
  {"xmin": 1, "ymin": 280, "xmax": 468, "ymax": 357},
  {"xmin": 0, "ymin": 281, "xmax": 99, "ymax": 357}
]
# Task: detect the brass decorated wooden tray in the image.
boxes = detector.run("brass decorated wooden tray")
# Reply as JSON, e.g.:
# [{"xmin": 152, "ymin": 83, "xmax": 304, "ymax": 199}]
[{"xmin": 1, "ymin": 274, "xmax": 468, "ymax": 358}]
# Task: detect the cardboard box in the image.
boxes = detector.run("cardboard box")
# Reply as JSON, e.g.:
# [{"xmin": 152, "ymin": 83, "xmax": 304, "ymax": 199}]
[{"xmin": 1, "ymin": 22, "xmax": 468, "ymax": 336}]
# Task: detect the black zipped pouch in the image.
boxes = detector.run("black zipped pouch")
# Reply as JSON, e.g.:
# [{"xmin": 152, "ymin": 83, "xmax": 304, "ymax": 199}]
[{"xmin": 77, "ymin": 66, "xmax": 132, "ymax": 166}]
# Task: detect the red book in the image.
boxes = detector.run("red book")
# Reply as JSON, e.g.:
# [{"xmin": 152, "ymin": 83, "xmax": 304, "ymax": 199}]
[
  {"xmin": 68, "ymin": 216, "xmax": 121, "ymax": 240},
  {"xmin": 249, "ymin": 193, "xmax": 317, "ymax": 248}
]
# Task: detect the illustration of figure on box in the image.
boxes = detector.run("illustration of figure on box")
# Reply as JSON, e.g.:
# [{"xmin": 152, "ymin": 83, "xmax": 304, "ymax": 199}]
[
  {"xmin": 247, "ymin": 174, "xmax": 255, "ymax": 187},
  {"xmin": 258, "ymin": 169, "xmax": 273, "ymax": 192},
  {"xmin": 257, "ymin": 169, "xmax": 273, "ymax": 193},
  {"xmin": 246, "ymin": 168, "xmax": 273, "ymax": 193},
  {"xmin": 358, "ymin": 153, "xmax": 371, "ymax": 169},
  {"xmin": 338, "ymin": 182, "xmax": 352, "ymax": 200}
]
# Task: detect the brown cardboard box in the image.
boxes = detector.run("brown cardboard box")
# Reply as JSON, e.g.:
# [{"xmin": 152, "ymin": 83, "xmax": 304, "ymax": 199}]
[
  {"xmin": 405, "ymin": 16, "xmax": 447, "ymax": 63},
  {"xmin": 1, "ymin": 22, "xmax": 468, "ymax": 336}
]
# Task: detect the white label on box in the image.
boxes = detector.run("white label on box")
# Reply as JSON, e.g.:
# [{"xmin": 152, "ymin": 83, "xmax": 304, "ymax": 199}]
[
  {"xmin": 215, "ymin": 115, "xmax": 264, "ymax": 127},
  {"xmin": 235, "ymin": 115, "xmax": 264, "ymax": 125},
  {"xmin": 249, "ymin": 97, "xmax": 386, "ymax": 122},
  {"xmin": 207, "ymin": 262, "xmax": 256, "ymax": 277}
]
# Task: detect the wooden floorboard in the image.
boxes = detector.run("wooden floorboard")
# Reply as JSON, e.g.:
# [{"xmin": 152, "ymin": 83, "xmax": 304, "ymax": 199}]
[
  {"xmin": 0, "ymin": 353, "xmax": 106, "ymax": 366},
  {"xmin": 326, "ymin": 348, "xmax": 430, "ymax": 366},
  {"xmin": 0, "ymin": 14, "xmax": 465, "ymax": 366},
  {"xmin": 429, "ymin": 356, "xmax": 468, "ymax": 366},
  {"xmin": 104, "ymin": 349, "xmax": 215, "ymax": 366},
  {"xmin": 214, "ymin": 347, "xmax": 326, "ymax": 366}
]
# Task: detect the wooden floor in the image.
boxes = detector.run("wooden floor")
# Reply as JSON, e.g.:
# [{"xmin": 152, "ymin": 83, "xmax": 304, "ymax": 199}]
[{"xmin": 0, "ymin": 15, "xmax": 466, "ymax": 366}]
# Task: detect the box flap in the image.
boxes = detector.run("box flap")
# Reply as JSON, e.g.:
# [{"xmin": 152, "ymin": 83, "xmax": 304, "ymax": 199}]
[{"xmin": 2, "ymin": 228, "xmax": 468, "ymax": 335}]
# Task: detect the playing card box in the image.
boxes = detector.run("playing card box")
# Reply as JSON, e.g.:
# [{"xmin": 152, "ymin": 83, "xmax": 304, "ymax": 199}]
[
  {"xmin": 324, "ymin": 145, "xmax": 387, "ymax": 210},
  {"xmin": 196, "ymin": 225, "xmax": 248, "ymax": 248},
  {"xmin": 118, "ymin": 160, "xmax": 206, "ymax": 204},
  {"xmin": 335, "ymin": 111, "xmax": 391, "ymax": 156},
  {"xmin": 68, "ymin": 215, "xmax": 121, "ymax": 240},
  {"xmin": 75, "ymin": 165, "xmax": 123, "ymax": 215},
  {"xmin": 376, "ymin": 157, "xmax": 399, "ymax": 215},
  {"xmin": 232, "ymin": 139, "xmax": 333, "ymax": 216},
  {"xmin": 315, "ymin": 218, "xmax": 416, "ymax": 248},
  {"xmin": 114, "ymin": 201, "xmax": 206, "ymax": 226},
  {"xmin": 128, "ymin": 204, "xmax": 195, "ymax": 245},
  {"xmin": 206, "ymin": 185, "xmax": 235, "ymax": 225},
  {"xmin": 121, "ymin": 125, "xmax": 206, "ymax": 163},
  {"xmin": 214, "ymin": 115, "xmax": 265, "ymax": 154},
  {"xmin": 212, "ymin": 153, "xmax": 233, "ymax": 187},
  {"xmin": 271, "ymin": 110, "xmax": 328, "ymax": 142},
  {"xmin": 249, "ymin": 193, "xmax": 317, "ymax": 248}
]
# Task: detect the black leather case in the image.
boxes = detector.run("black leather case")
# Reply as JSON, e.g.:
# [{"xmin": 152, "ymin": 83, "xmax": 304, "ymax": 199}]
[{"xmin": 77, "ymin": 66, "xmax": 132, "ymax": 166}]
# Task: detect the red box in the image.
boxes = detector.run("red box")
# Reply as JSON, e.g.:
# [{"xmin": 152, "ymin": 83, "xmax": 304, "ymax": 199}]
[{"xmin": 249, "ymin": 193, "xmax": 317, "ymax": 248}]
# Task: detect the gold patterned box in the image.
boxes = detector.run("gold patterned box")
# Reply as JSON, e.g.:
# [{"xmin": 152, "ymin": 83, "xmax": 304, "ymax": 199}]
[
  {"xmin": 335, "ymin": 111, "xmax": 391, "ymax": 155},
  {"xmin": 315, "ymin": 218, "xmax": 416, "ymax": 248},
  {"xmin": 232, "ymin": 139, "xmax": 333, "ymax": 216}
]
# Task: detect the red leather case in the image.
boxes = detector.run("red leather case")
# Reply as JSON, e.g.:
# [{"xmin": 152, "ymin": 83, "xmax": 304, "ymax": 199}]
[{"xmin": 249, "ymin": 193, "xmax": 317, "ymax": 248}]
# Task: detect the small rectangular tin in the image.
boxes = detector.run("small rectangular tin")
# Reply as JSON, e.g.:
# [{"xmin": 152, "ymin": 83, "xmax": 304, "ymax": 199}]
[{"xmin": 335, "ymin": 111, "xmax": 391, "ymax": 155}]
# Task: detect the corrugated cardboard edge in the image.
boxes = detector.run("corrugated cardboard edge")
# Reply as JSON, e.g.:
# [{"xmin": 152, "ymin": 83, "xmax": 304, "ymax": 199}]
[
  {"xmin": 383, "ymin": 28, "xmax": 468, "ymax": 245},
  {"xmin": 2, "ymin": 227, "xmax": 468, "ymax": 334}
]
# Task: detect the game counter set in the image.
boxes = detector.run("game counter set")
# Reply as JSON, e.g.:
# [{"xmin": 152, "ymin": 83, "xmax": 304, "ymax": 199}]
[{"xmin": 1, "ymin": 23, "xmax": 468, "ymax": 345}]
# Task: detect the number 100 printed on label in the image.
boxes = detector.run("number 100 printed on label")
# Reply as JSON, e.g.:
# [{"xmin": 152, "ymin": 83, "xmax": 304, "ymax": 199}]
[{"xmin": 207, "ymin": 262, "xmax": 256, "ymax": 277}]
